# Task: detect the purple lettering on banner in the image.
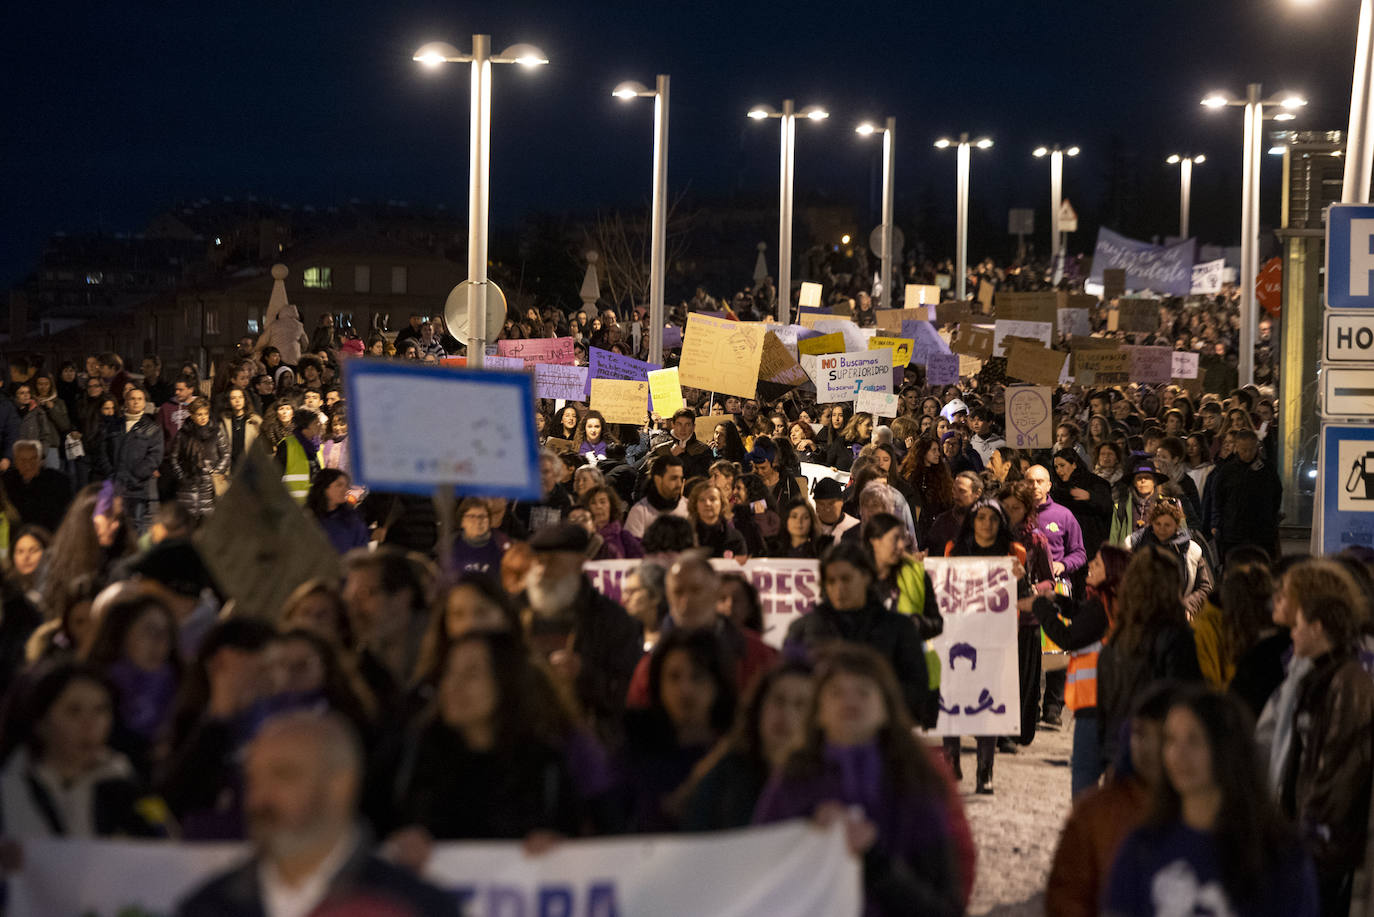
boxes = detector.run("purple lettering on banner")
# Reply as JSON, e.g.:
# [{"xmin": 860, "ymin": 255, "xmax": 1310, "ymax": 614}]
[
  {"xmin": 496, "ymin": 337, "xmax": 575, "ymax": 367},
  {"xmin": 586, "ymin": 347, "xmax": 660, "ymax": 398},
  {"xmin": 534, "ymin": 364, "xmax": 589, "ymax": 401},
  {"xmin": 924, "ymin": 353, "xmax": 960, "ymax": 386},
  {"xmin": 1088, "ymin": 227, "xmax": 1196, "ymax": 297}
]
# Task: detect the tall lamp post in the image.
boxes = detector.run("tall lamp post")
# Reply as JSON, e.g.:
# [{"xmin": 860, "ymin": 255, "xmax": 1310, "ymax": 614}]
[
  {"xmin": 934, "ymin": 133, "xmax": 993, "ymax": 302},
  {"xmin": 612, "ymin": 76, "xmax": 670, "ymax": 365},
  {"xmin": 856, "ymin": 118, "xmax": 896, "ymax": 309},
  {"xmin": 1165, "ymin": 154, "xmax": 1206, "ymax": 238},
  {"xmin": 1202, "ymin": 85, "xmax": 1306, "ymax": 386},
  {"xmin": 414, "ymin": 36, "xmax": 548, "ymax": 369},
  {"xmin": 1033, "ymin": 143, "xmax": 1080, "ymax": 281},
  {"xmin": 748, "ymin": 100, "xmax": 829, "ymax": 324}
]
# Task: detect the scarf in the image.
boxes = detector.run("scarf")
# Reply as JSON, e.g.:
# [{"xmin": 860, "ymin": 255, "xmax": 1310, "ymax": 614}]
[
  {"xmin": 106, "ymin": 659, "xmax": 178, "ymax": 741},
  {"xmin": 823, "ymin": 740, "xmax": 885, "ymax": 817}
]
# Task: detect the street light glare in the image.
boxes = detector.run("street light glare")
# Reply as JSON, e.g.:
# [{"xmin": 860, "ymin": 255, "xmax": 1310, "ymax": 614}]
[
  {"xmin": 498, "ymin": 43, "xmax": 549, "ymax": 66},
  {"xmin": 856, "ymin": 123, "xmax": 877, "ymax": 135},
  {"xmin": 1066, "ymin": 146, "xmax": 1080, "ymax": 156},
  {"xmin": 1167, "ymin": 154, "xmax": 1181, "ymax": 164},
  {"xmin": 413, "ymin": 41, "xmax": 462, "ymax": 67},
  {"xmin": 1279, "ymin": 94, "xmax": 1308, "ymax": 109},
  {"xmin": 1032, "ymin": 146, "xmax": 1049, "ymax": 157},
  {"xmin": 975, "ymin": 138, "xmax": 994, "ymax": 149},
  {"xmin": 747, "ymin": 106, "xmax": 771, "ymax": 120},
  {"xmin": 1201, "ymin": 93, "xmax": 1229, "ymax": 108},
  {"xmin": 1273, "ymin": 111, "xmax": 1297, "ymax": 122},
  {"xmin": 934, "ymin": 138, "xmax": 952, "ymax": 149},
  {"xmin": 841, "ymin": 234, "xmax": 851, "ymax": 244},
  {"xmin": 612, "ymin": 81, "xmax": 648, "ymax": 99},
  {"xmin": 1194, "ymin": 154, "xmax": 1205, "ymax": 164},
  {"xmin": 1269, "ymin": 145, "xmax": 1288, "ymax": 155},
  {"xmin": 801, "ymin": 106, "xmax": 829, "ymax": 120}
]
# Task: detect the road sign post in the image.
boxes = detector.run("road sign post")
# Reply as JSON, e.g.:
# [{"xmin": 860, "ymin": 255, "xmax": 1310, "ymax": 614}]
[{"xmin": 1318, "ymin": 422, "xmax": 1374, "ymax": 552}]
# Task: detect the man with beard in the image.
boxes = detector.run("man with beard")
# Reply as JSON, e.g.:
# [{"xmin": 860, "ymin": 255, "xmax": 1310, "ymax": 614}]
[
  {"xmin": 523, "ymin": 523, "xmax": 643, "ymax": 741},
  {"xmin": 623, "ymin": 453, "xmax": 687, "ymax": 539},
  {"xmin": 176, "ymin": 712, "xmax": 457, "ymax": 916}
]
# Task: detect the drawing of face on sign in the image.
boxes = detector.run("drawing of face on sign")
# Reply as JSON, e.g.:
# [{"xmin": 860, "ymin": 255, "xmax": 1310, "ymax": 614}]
[
  {"xmin": 728, "ymin": 330, "xmax": 757, "ymax": 359},
  {"xmin": 1005, "ymin": 387, "xmax": 1051, "ymax": 449},
  {"xmin": 925, "ymin": 557, "xmax": 1020, "ymax": 734}
]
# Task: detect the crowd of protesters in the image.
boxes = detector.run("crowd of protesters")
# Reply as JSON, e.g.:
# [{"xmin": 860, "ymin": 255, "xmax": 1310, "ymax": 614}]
[{"xmin": 0, "ymin": 255, "xmax": 1362, "ymax": 917}]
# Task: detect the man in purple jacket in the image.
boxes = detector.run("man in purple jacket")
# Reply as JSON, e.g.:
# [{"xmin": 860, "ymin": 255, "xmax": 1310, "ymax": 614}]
[{"xmin": 1026, "ymin": 464, "xmax": 1086, "ymax": 727}]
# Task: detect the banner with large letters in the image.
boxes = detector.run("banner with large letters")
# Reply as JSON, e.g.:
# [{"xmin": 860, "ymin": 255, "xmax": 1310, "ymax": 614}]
[
  {"xmin": 9, "ymin": 821, "xmax": 859, "ymax": 917},
  {"xmin": 586, "ymin": 555, "xmax": 1020, "ymax": 736},
  {"xmin": 1088, "ymin": 226, "xmax": 1196, "ymax": 297}
]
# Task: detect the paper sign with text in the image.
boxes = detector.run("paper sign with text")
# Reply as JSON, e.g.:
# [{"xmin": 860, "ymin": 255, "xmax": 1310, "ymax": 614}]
[
  {"xmin": 535, "ymin": 364, "xmax": 589, "ymax": 401},
  {"xmin": 855, "ymin": 389, "xmax": 900, "ymax": 418},
  {"xmin": 496, "ymin": 337, "xmax": 575, "ymax": 366},
  {"xmin": 868, "ymin": 336, "xmax": 915, "ymax": 368},
  {"xmin": 1126, "ymin": 345, "xmax": 1174, "ymax": 384},
  {"xmin": 1074, "ymin": 349, "xmax": 1130, "ymax": 385},
  {"xmin": 951, "ymin": 324, "xmax": 995, "ymax": 360},
  {"xmin": 993, "ymin": 320, "xmax": 1053, "ymax": 356},
  {"xmin": 647, "ymin": 367, "xmax": 685, "ymax": 415},
  {"xmin": 925, "ymin": 353, "xmax": 961, "ymax": 386},
  {"xmin": 1117, "ymin": 299, "xmax": 1160, "ymax": 334},
  {"xmin": 590, "ymin": 378, "xmax": 650, "ymax": 425},
  {"xmin": 1004, "ymin": 386, "xmax": 1054, "ymax": 449},
  {"xmin": 804, "ymin": 350, "xmax": 895, "ymax": 403},
  {"xmin": 798, "ymin": 282, "xmax": 823, "ymax": 308},
  {"xmin": 994, "ymin": 291, "xmax": 1058, "ymax": 328},
  {"xmin": 1006, "ymin": 341, "xmax": 1068, "ymax": 386},
  {"xmin": 1171, "ymin": 350, "xmax": 1200, "ymax": 379},
  {"xmin": 759, "ymin": 332, "xmax": 810, "ymax": 386},
  {"xmin": 679, "ymin": 314, "xmax": 764, "ymax": 398}
]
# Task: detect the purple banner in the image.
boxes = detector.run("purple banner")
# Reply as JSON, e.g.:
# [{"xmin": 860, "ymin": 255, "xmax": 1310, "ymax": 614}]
[
  {"xmin": 1088, "ymin": 227, "xmax": 1196, "ymax": 297},
  {"xmin": 586, "ymin": 347, "xmax": 660, "ymax": 398}
]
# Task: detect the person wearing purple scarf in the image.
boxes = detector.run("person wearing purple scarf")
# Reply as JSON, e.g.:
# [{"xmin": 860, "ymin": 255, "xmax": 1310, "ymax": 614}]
[{"xmin": 754, "ymin": 644, "xmax": 966, "ymax": 917}]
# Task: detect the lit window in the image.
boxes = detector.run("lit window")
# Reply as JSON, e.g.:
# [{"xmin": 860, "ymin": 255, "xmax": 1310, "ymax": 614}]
[
  {"xmin": 355, "ymin": 265, "xmax": 371, "ymax": 293},
  {"xmin": 247, "ymin": 318, "xmax": 260, "ymax": 334},
  {"xmin": 304, "ymin": 267, "xmax": 332, "ymax": 289},
  {"xmin": 204, "ymin": 308, "xmax": 220, "ymax": 335},
  {"xmin": 391, "ymin": 266, "xmax": 407, "ymax": 294}
]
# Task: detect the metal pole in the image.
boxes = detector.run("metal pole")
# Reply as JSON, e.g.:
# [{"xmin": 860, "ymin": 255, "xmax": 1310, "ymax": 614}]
[
  {"xmin": 779, "ymin": 100, "xmax": 795, "ymax": 324},
  {"xmin": 648, "ymin": 74, "xmax": 669, "ymax": 365},
  {"xmin": 880, "ymin": 117, "xmax": 895, "ymax": 310},
  {"xmin": 1239, "ymin": 84, "xmax": 1260, "ymax": 387},
  {"xmin": 467, "ymin": 34, "xmax": 491, "ymax": 369},
  {"xmin": 1180, "ymin": 157, "xmax": 1193, "ymax": 239},
  {"xmin": 955, "ymin": 135, "xmax": 970, "ymax": 301},
  {"xmin": 1050, "ymin": 149, "xmax": 1063, "ymax": 282},
  {"xmin": 1344, "ymin": 0, "xmax": 1374, "ymax": 203}
]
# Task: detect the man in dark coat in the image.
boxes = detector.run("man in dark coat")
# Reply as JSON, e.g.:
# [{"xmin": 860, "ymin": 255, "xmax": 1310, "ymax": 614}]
[
  {"xmin": 1, "ymin": 440, "xmax": 71, "ymax": 533},
  {"xmin": 176, "ymin": 712, "xmax": 458, "ymax": 917},
  {"xmin": 112, "ymin": 386, "xmax": 163, "ymax": 534},
  {"xmin": 1212, "ymin": 429, "xmax": 1283, "ymax": 561}
]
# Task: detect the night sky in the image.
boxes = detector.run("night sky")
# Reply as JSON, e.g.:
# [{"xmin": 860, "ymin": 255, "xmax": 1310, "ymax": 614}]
[{"xmin": 2, "ymin": 0, "xmax": 1360, "ymax": 289}]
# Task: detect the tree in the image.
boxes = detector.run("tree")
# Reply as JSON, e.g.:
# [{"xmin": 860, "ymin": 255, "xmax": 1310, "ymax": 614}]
[{"xmin": 590, "ymin": 193, "xmax": 695, "ymax": 315}]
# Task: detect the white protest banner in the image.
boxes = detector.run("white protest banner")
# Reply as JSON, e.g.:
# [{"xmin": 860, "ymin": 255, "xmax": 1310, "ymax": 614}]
[
  {"xmin": 799, "ymin": 462, "xmax": 850, "ymax": 500},
  {"xmin": 535, "ymin": 364, "xmax": 589, "ymax": 401},
  {"xmin": 1190, "ymin": 258, "xmax": 1225, "ymax": 295},
  {"xmin": 798, "ymin": 281, "xmax": 823, "ymax": 308},
  {"xmin": 802, "ymin": 350, "xmax": 895, "ymax": 403},
  {"xmin": 855, "ymin": 389, "xmax": 900, "ymax": 418},
  {"xmin": 11, "ymin": 823, "xmax": 860, "ymax": 917},
  {"xmin": 923, "ymin": 556, "xmax": 1020, "ymax": 737},
  {"xmin": 1171, "ymin": 350, "xmax": 1200, "ymax": 379},
  {"xmin": 345, "ymin": 361, "xmax": 540, "ymax": 499},
  {"xmin": 586, "ymin": 558, "xmax": 822, "ymax": 648},
  {"xmin": 992, "ymin": 319, "xmax": 1053, "ymax": 356}
]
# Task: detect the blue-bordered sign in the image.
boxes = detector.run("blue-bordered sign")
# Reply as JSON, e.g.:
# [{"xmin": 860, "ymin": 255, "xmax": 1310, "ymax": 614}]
[
  {"xmin": 343, "ymin": 359, "xmax": 541, "ymax": 499},
  {"xmin": 1326, "ymin": 203, "xmax": 1374, "ymax": 310},
  {"xmin": 1318, "ymin": 422, "xmax": 1374, "ymax": 553}
]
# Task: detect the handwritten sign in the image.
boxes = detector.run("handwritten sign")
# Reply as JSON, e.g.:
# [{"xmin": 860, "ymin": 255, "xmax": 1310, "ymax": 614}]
[
  {"xmin": 798, "ymin": 282, "xmax": 823, "ymax": 308},
  {"xmin": 1125, "ymin": 345, "xmax": 1173, "ymax": 384},
  {"xmin": 994, "ymin": 291, "xmax": 1058, "ymax": 328},
  {"xmin": 798, "ymin": 332, "xmax": 845, "ymax": 356},
  {"xmin": 534, "ymin": 364, "xmax": 590, "ymax": 401},
  {"xmin": 1004, "ymin": 386, "xmax": 1053, "ymax": 449},
  {"xmin": 496, "ymin": 337, "xmax": 575, "ymax": 367},
  {"xmin": 868, "ymin": 336, "xmax": 914, "ymax": 368},
  {"xmin": 440, "ymin": 355, "xmax": 525, "ymax": 371},
  {"xmin": 1074, "ymin": 349, "xmax": 1129, "ymax": 385},
  {"xmin": 854, "ymin": 389, "xmax": 899, "ymax": 418},
  {"xmin": 1057, "ymin": 308, "xmax": 1092, "ymax": 338},
  {"xmin": 803, "ymin": 350, "xmax": 895, "ymax": 403},
  {"xmin": 679, "ymin": 314, "xmax": 764, "ymax": 399},
  {"xmin": 1171, "ymin": 350, "xmax": 1200, "ymax": 379},
  {"xmin": 875, "ymin": 308, "xmax": 929, "ymax": 334},
  {"xmin": 1191, "ymin": 258, "xmax": 1226, "ymax": 295},
  {"xmin": 1117, "ymin": 298, "xmax": 1159, "ymax": 334},
  {"xmin": 993, "ymin": 320, "xmax": 1053, "ymax": 356},
  {"xmin": 925, "ymin": 556, "xmax": 1020, "ymax": 737},
  {"xmin": 1006, "ymin": 341, "xmax": 1068, "ymax": 387},
  {"xmin": 590, "ymin": 378, "xmax": 650, "ymax": 425},
  {"xmin": 647, "ymin": 367, "xmax": 685, "ymax": 416},
  {"xmin": 951, "ymin": 324, "xmax": 995, "ymax": 360},
  {"xmin": 759, "ymin": 332, "xmax": 809, "ymax": 387},
  {"xmin": 925, "ymin": 353, "xmax": 961, "ymax": 386},
  {"xmin": 587, "ymin": 347, "xmax": 658, "ymax": 398},
  {"xmin": 345, "ymin": 361, "xmax": 540, "ymax": 499}
]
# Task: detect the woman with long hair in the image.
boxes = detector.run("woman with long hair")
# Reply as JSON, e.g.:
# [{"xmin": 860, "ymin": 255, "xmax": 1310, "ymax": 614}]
[
  {"xmin": 754, "ymin": 644, "xmax": 967, "ymax": 917},
  {"xmin": 787, "ymin": 421, "xmax": 819, "ymax": 463},
  {"xmin": 688, "ymin": 482, "xmax": 747, "ymax": 559},
  {"xmin": 6, "ymin": 524, "xmax": 50, "ymax": 604},
  {"xmin": 573, "ymin": 409, "xmax": 615, "ymax": 459},
  {"xmin": 823, "ymin": 411, "xmax": 872, "ymax": 472},
  {"xmin": 41, "ymin": 483, "xmax": 134, "ymax": 616},
  {"xmin": 900, "ymin": 434, "xmax": 955, "ymax": 548},
  {"xmin": 1032, "ymin": 544, "xmax": 1131, "ymax": 797},
  {"xmin": 1097, "ymin": 546, "xmax": 1203, "ymax": 772},
  {"xmin": 555, "ymin": 404, "xmax": 581, "ymax": 442},
  {"xmin": 730, "ymin": 473, "xmax": 780, "ymax": 556},
  {"xmin": 258, "ymin": 396, "xmax": 295, "ymax": 450},
  {"xmin": 774, "ymin": 497, "xmax": 826, "ymax": 558},
  {"xmin": 1105, "ymin": 689, "xmax": 1317, "ymax": 917},
  {"xmin": 170, "ymin": 397, "xmax": 230, "ymax": 522},
  {"xmin": 712, "ymin": 419, "xmax": 747, "ymax": 465},
  {"xmin": 305, "ymin": 468, "xmax": 370, "ymax": 554},
  {"xmin": 217, "ymin": 385, "xmax": 261, "ymax": 467},
  {"xmin": 582, "ymin": 483, "xmax": 643, "ymax": 560}
]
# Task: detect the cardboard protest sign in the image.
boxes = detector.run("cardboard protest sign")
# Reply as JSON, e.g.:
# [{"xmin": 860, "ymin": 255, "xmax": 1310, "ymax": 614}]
[
  {"xmin": 875, "ymin": 308, "xmax": 928, "ymax": 334},
  {"xmin": 679, "ymin": 314, "xmax": 764, "ymax": 398},
  {"xmin": 936, "ymin": 302, "xmax": 975, "ymax": 326},
  {"xmin": 1057, "ymin": 308, "xmax": 1092, "ymax": 338},
  {"xmin": 1006, "ymin": 340, "xmax": 1068, "ymax": 387},
  {"xmin": 1117, "ymin": 299, "xmax": 1159, "ymax": 334},
  {"xmin": 977, "ymin": 281, "xmax": 996, "ymax": 313},
  {"xmin": 798, "ymin": 282, "xmax": 823, "ymax": 308},
  {"xmin": 647, "ymin": 367, "xmax": 685, "ymax": 415},
  {"xmin": 804, "ymin": 350, "xmax": 895, "ymax": 403},
  {"xmin": 1125, "ymin": 345, "xmax": 1173, "ymax": 384},
  {"xmin": 440, "ymin": 355, "xmax": 525, "ymax": 371},
  {"xmin": 345, "ymin": 360, "xmax": 541, "ymax": 500},
  {"xmin": 993, "ymin": 320, "xmax": 1053, "ymax": 356},
  {"xmin": 1003, "ymin": 386, "xmax": 1054, "ymax": 449},
  {"xmin": 695, "ymin": 415, "xmax": 722, "ymax": 443},
  {"xmin": 1191, "ymin": 259, "xmax": 1225, "ymax": 295},
  {"xmin": 798, "ymin": 332, "xmax": 845, "ymax": 356},
  {"xmin": 1103, "ymin": 268, "xmax": 1126, "ymax": 301},
  {"xmin": 662, "ymin": 325, "xmax": 683, "ymax": 349},
  {"xmin": 590, "ymin": 378, "xmax": 650, "ymax": 425},
  {"xmin": 534, "ymin": 364, "xmax": 589, "ymax": 401},
  {"xmin": 496, "ymin": 337, "xmax": 575, "ymax": 367},
  {"xmin": 951, "ymin": 324, "xmax": 995, "ymax": 360},
  {"xmin": 855, "ymin": 389, "xmax": 899, "ymax": 419},
  {"xmin": 759, "ymin": 332, "xmax": 809, "ymax": 386},
  {"xmin": 925, "ymin": 353, "xmax": 961, "ymax": 386},
  {"xmin": 1073, "ymin": 349, "xmax": 1130, "ymax": 385},
  {"xmin": 868, "ymin": 336, "xmax": 914, "ymax": 368},
  {"xmin": 1058, "ymin": 292, "xmax": 1099, "ymax": 311},
  {"xmin": 543, "ymin": 436, "xmax": 574, "ymax": 454},
  {"xmin": 925, "ymin": 557, "xmax": 1020, "ymax": 738},
  {"xmin": 1171, "ymin": 350, "xmax": 1200, "ymax": 379},
  {"xmin": 906, "ymin": 320, "xmax": 951, "ymax": 360},
  {"xmin": 905, "ymin": 283, "xmax": 941, "ymax": 306},
  {"xmin": 994, "ymin": 291, "xmax": 1058, "ymax": 329},
  {"xmin": 195, "ymin": 443, "xmax": 341, "ymax": 620}
]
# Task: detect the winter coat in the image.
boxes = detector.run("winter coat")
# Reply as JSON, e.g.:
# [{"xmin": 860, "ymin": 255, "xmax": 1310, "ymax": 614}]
[
  {"xmin": 111, "ymin": 414, "xmax": 163, "ymax": 501},
  {"xmin": 694, "ymin": 518, "xmax": 748, "ymax": 558},
  {"xmin": 170, "ymin": 421, "xmax": 230, "ymax": 519},
  {"xmin": 593, "ymin": 520, "xmax": 643, "ymax": 560},
  {"xmin": 1126, "ymin": 526, "xmax": 1214, "ymax": 618},
  {"xmin": 1212, "ymin": 453, "xmax": 1283, "ymax": 549},
  {"xmin": 1049, "ymin": 453, "xmax": 1114, "ymax": 560},
  {"xmin": 317, "ymin": 504, "xmax": 371, "ymax": 554},
  {"xmin": 219, "ymin": 413, "xmax": 260, "ymax": 466},
  {"xmin": 0, "ymin": 747, "xmax": 168, "ymax": 839},
  {"xmin": 1097, "ymin": 622, "xmax": 1202, "ymax": 768},
  {"xmin": 17, "ymin": 400, "xmax": 68, "ymax": 450}
]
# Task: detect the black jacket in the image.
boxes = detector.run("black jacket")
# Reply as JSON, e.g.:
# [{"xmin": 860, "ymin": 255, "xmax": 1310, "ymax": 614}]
[
  {"xmin": 111, "ymin": 414, "xmax": 163, "ymax": 499},
  {"xmin": 1097, "ymin": 623, "xmax": 1202, "ymax": 768},
  {"xmin": 1212, "ymin": 454, "xmax": 1283, "ymax": 548},
  {"xmin": 1050, "ymin": 453, "xmax": 1114, "ymax": 560},
  {"xmin": 176, "ymin": 836, "xmax": 460, "ymax": 917},
  {"xmin": 695, "ymin": 519, "xmax": 747, "ymax": 558}
]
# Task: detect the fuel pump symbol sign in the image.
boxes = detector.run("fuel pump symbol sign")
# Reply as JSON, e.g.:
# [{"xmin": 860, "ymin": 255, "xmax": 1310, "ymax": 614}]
[
  {"xmin": 1348, "ymin": 450, "xmax": 1374, "ymax": 502},
  {"xmin": 1323, "ymin": 425, "xmax": 1374, "ymax": 554},
  {"xmin": 1339, "ymin": 440, "xmax": 1374, "ymax": 510}
]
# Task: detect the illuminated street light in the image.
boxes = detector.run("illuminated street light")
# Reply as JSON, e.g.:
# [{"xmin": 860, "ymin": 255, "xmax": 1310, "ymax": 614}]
[
  {"xmin": 612, "ymin": 76, "xmax": 670, "ymax": 364},
  {"xmin": 856, "ymin": 117, "xmax": 897, "ymax": 308},
  {"xmin": 1166, "ymin": 154, "xmax": 1206, "ymax": 238},
  {"xmin": 1034, "ymin": 144, "xmax": 1080, "ymax": 281},
  {"xmin": 933, "ymin": 133, "xmax": 994, "ymax": 301}
]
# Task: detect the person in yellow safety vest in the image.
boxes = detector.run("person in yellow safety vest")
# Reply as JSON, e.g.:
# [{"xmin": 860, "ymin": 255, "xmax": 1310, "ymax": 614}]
[{"xmin": 275, "ymin": 408, "xmax": 323, "ymax": 505}]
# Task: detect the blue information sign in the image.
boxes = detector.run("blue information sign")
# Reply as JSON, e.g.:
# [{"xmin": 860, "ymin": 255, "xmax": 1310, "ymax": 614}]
[
  {"xmin": 1326, "ymin": 203, "xmax": 1374, "ymax": 310},
  {"xmin": 1319, "ymin": 422, "xmax": 1374, "ymax": 553}
]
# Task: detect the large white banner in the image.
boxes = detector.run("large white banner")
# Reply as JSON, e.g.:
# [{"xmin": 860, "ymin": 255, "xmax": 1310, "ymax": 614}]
[
  {"xmin": 587, "ymin": 556, "xmax": 1019, "ymax": 736},
  {"xmin": 10, "ymin": 822, "xmax": 859, "ymax": 917}
]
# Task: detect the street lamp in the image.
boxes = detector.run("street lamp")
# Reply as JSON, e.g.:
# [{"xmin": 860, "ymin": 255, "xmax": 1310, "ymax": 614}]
[
  {"xmin": 1032, "ymin": 144, "xmax": 1079, "ymax": 281},
  {"xmin": 934, "ymin": 133, "xmax": 993, "ymax": 301},
  {"xmin": 1291, "ymin": 0, "xmax": 1374, "ymax": 200},
  {"xmin": 414, "ymin": 37, "xmax": 548, "ymax": 369},
  {"xmin": 748, "ymin": 101, "xmax": 829, "ymax": 323},
  {"xmin": 612, "ymin": 76, "xmax": 670, "ymax": 365},
  {"xmin": 1165, "ymin": 154, "xmax": 1206, "ymax": 238},
  {"xmin": 856, "ymin": 118, "xmax": 896, "ymax": 309},
  {"xmin": 1202, "ymin": 84, "xmax": 1306, "ymax": 385}
]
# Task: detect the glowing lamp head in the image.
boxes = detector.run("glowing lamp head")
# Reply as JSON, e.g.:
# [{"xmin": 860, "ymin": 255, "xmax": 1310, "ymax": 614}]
[
  {"xmin": 747, "ymin": 106, "xmax": 772, "ymax": 120},
  {"xmin": 1279, "ymin": 94, "xmax": 1308, "ymax": 110},
  {"xmin": 499, "ymin": 43, "xmax": 549, "ymax": 67},
  {"xmin": 975, "ymin": 137, "xmax": 994, "ymax": 150},
  {"xmin": 934, "ymin": 138, "xmax": 952, "ymax": 149},
  {"xmin": 612, "ymin": 80, "xmax": 648, "ymax": 100},
  {"xmin": 856, "ymin": 123, "xmax": 877, "ymax": 135},
  {"xmin": 801, "ymin": 105, "xmax": 829, "ymax": 121},
  {"xmin": 1201, "ymin": 93, "xmax": 1230, "ymax": 109},
  {"xmin": 1066, "ymin": 146, "xmax": 1080, "ymax": 157},
  {"xmin": 413, "ymin": 41, "xmax": 462, "ymax": 68},
  {"xmin": 1032, "ymin": 146, "xmax": 1049, "ymax": 158}
]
